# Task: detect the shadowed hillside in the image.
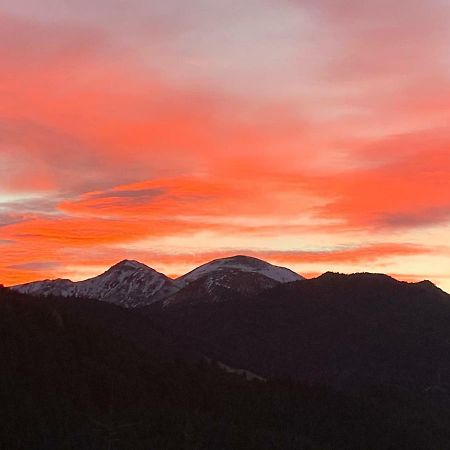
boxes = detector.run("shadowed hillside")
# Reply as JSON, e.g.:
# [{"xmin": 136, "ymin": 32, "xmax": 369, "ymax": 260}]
[
  {"xmin": 2, "ymin": 286, "xmax": 450, "ymax": 449},
  {"xmin": 145, "ymin": 273, "xmax": 450, "ymax": 390}
]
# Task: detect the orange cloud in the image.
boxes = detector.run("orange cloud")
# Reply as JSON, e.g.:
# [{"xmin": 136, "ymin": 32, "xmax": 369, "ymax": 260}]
[
  {"xmin": 1, "ymin": 214, "xmax": 226, "ymax": 247},
  {"xmin": 1, "ymin": 2, "xmax": 450, "ymax": 291},
  {"xmin": 311, "ymin": 139, "xmax": 450, "ymax": 230},
  {"xmin": 142, "ymin": 243, "xmax": 433, "ymax": 271}
]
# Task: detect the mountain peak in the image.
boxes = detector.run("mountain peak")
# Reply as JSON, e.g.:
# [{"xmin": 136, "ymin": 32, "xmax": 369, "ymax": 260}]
[
  {"xmin": 417, "ymin": 279, "xmax": 437, "ymax": 288},
  {"xmin": 318, "ymin": 271, "xmax": 398, "ymax": 282},
  {"xmin": 175, "ymin": 254, "xmax": 303, "ymax": 288},
  {"xmin": 213, "ymin": 255, "xmax": 272, "ymax": 267},
  {"xmin": 316, "ymin": 272, "xmax": 441, "ymax": 290},
  {"xmin": 110, "ymin": 259, "xmax": 150, "ymax": 271},
  {"xmin": 12, "ymin": 259, "xmax": 180, "ymax": 308}
]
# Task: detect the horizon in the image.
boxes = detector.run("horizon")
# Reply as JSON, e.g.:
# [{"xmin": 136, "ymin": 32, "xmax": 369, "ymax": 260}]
[
  {"xmin": 7, "ymin": 254, "xmax": 447, "ymax": 294},
  {"xmin": 1, "ymin": 0, "xmax": 449, "ymax": 291}
]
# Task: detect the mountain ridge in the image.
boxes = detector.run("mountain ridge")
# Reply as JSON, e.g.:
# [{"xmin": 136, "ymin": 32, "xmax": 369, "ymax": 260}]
[
  {"xmin": 11, "ymin": 255, "xmax": 305, "ymax": 308},
  {"xmin": 10, "ymin": 255, "xmax": 446, "ymax": 309},
  {"xmin": 4, "ymin": 286, "xmax": 450, "ymax": 449},
  {"xmin": 146, "ymin": 270, "xmax": 450, "ymax": 389}
]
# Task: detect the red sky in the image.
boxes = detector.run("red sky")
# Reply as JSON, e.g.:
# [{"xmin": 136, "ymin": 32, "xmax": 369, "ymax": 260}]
[{"xmin": 1, "ymin": 0, "xmax": 449, "ymax": 290}]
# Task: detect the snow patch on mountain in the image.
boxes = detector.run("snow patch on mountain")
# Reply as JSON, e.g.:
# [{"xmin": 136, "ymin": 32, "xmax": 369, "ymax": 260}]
[
  {"xmin": 12, "ymin": 256, "xmax": 304, "ymax": 309},
  {"xmin": 12, "ymin": 260, "xmax": 179, "ymax": 308},
  {"xmin": 176, "ymin": 255, "xmax": 303, "ymax": 288}
]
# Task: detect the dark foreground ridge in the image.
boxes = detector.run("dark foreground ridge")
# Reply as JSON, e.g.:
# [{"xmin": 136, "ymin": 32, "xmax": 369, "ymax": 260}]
[
  {"xmin": 145, "ymin": 271, "xmax": 450, "ymax": 390},
  {"xmin": 2, "ymin": 286, "xmax": 450, "ymax": 449}
]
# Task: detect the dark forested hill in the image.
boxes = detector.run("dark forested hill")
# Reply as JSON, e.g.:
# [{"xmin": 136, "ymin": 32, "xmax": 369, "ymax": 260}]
[
  {"xmin": 145, "ymin": 272, "xmax": 450, "ymax": 390},
  {"xmin": 2, "ymin": 284, "xmax": 450, "ymax": 449}
]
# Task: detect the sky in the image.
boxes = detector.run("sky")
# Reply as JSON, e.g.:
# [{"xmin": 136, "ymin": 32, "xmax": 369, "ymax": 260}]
[{"xmin": 0, "ymin": 0, "xmax": 449, "ymax": 291}]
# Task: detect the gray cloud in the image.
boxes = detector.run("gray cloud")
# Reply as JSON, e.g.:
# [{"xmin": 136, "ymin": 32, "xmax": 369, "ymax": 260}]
[
  {"xmin": 379, "ymin": 206, "xmax": 450, "ymax": 229},
  {"xmin": 0, "ymin": 212, "xmax": 29, "ymax": 227},
  {"xmin": 8, "ymin": 261, "xmax": 60, "ymax": 271},
  {"xmin": 89, "ymin": 187, "xmax": 166, "ymax": 203}
]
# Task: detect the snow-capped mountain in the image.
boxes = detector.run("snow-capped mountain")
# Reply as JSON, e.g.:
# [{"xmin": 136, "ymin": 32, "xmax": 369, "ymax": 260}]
[
  {"xmin": 162, "ymin": 255, "xmax": 303, "ymax": 306},
  {"xmin": 13, "ymin": 260, "xmax": 180, "ymax": 308},
  {"xmin": 12, "ymin": 256, "xmax": 304, "ymax": 308},
  {"xmin": 163, "ymin": 270, "xmax": 280, "ymax": 306},
  {"xmin": 175, "ymin": 255, "xmax": 303, "ymax": 288},
  {"xmin": 13, "ymin": 278, "xmax": 76, "ymax": 297}
]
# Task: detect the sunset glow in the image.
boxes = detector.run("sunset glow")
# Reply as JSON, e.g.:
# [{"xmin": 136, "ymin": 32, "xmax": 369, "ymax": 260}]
[{"xmin": 1, "ymin": 0, "xmax": 449, "ymax": 290}]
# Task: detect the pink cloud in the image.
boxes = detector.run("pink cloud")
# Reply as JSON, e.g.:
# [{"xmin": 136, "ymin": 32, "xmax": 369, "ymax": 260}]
[{"xmin": 1, "ymin": 1, "xmax": 450, "ymax": 289}]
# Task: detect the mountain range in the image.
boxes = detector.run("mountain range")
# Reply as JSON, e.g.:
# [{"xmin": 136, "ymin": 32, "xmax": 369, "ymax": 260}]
[
  {"xmin": 12, "ymin": 255, "xmax": 304, "ymax": 307},
  {"xmin": 11, "ymin": 254, "xmax": 450, "ymax": 391},
  {"xmin": 3, "ymin": 255, "xmax": 450, "ymax": 448}
]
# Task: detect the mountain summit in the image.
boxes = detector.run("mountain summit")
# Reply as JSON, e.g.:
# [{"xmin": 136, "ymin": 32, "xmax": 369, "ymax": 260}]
[
  {"xmin": 159, "ymin": 255, "xmax": 304, "ymax": 306},
  {"xmin": 175, "ymin": 255, "xmax": 303, "ymax": 287},
  {"xmin": 13, "ymin": 259, "xmax": 179, "ymax": 308}
]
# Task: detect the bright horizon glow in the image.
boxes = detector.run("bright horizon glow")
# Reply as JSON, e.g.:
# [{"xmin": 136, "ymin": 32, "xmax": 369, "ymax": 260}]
[{"xmin": 0, "ymin": 0, "xmax": 449, "ymax": 292}]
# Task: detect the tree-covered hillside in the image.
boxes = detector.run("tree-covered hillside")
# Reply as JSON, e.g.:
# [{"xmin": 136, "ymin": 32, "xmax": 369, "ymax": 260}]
[{"xmin": 2, "ymin": 287, "xmax": 450, "ymax": 449}]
